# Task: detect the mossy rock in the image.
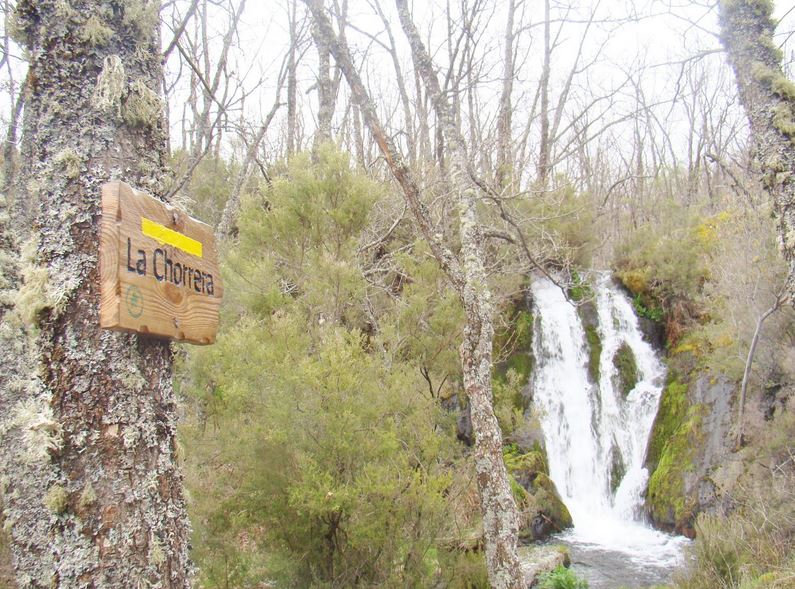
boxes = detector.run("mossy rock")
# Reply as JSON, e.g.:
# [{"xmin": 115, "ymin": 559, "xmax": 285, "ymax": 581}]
[
  {"xmin": 613, "ymin": 342, "xmax": 638, "ymax": 397},
  {"xmin": 505, "ymin": 449, "xmax": 572, "ymax": 541},
  {"xmin": 585, "ymin": 324, "xmax": 602, "ymax": 384},
  {"xmin": 609, "ymin": 445, "xmax": 626, "ymax": 495},
  {"xmin": 645, "ymin": 376, "xmax": 705, "ymax": 535}
]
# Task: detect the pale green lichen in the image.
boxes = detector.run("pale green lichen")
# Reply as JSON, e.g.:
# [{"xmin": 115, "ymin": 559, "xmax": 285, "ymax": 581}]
[
  {"xmin": 54, "ymin": 0, "xmax": 78, "ymax": 21},
  {"xmin": 751, "ymin": 61, "xmax": 777, "ymax": 85},
  {"xmin": 123, "ymin": 79, "xmax": 163, "ymax": 128},
  {"xmin": 772, "ymin": 103, "xmax": 795, "ymax": 138},
  {"xmin": 78, "ymin": 483, "xmax": 96, "ymax": 510},
  {"xmin": 752, "ymin": 62, "xmax": 795, "ymax": 102},
  {"xmin": 43, "ymin": 485, "xmax": 68, "ymax": 515},
  {"xmin": 54, "ymin": 148, "xmax": 82, "ymax": 180},
  {"xmin": 7, "ymin": 6, "xmax": 31, "ymax": 47},
  {"xmin": 7, "ymin": 397, "xmax": 62, "ymax": 464},
  {"xmin": 12, "ymin": 236, "xmax": 74, "ymax": 324},
  {"xmin": 80, "ymin": 15, "xmax": 113, "ymax": 47},
  {"xmin": 91, "ymin": 55, "xmax": 126, "ymax": 117},
  {"xmin": 15, "ymin": 262, "xmax": 51, "ymax": 326},
  {"xmin": 123, "ymin": 0, "xmax": 160, "ymax": 41},
  {"xmin": 122, "ymin": 425, "xmax": 140, "ymax": 450},
  {"xmin": 148, "ymin": 534, "xmax": 166, "ymax": 566},
  {"xmin": 771, "ymin": 76, "xmax": 795, "ymax": 101},
  {"xmin": 119, "ymin": 365, "xmax": 146, "ymax": 392}
]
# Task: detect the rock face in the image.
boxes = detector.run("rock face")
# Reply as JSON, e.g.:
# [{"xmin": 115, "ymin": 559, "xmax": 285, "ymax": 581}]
[
  {"xmin": 505, "ymin": 449, "xmax": 573, "ymax": 542},
  {"xmin": 645, "ymin": 373, "xmax": 734, "ymax": 536}
]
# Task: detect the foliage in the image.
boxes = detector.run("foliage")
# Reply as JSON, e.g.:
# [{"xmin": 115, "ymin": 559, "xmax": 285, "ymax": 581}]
[
  {"xmin": 568, "ymin": 270, "xmax": 594, "ymax": 302},
  {"xmin": 614, "ymin": 204, "xmax": 712, "ymax": 307},
  {"xmin": 510, "ymin": 180, "xmax": 598, "ymax": 268},
  {"xmin": 181, "ymin": 149, "xmax": 473, "ymax": 588},
  {"xmin": 171, "ymin": 151, "xmax": 238, "ymax": 226},
  {"xmin": 690, "ymin": 205, "xmax": 794, "ymax": 382},
  {"xmin": 631, "ymin": 293, "xmax": 664, "ymax": 323},
  {"xmin": 492, "ymin": 303, "xmax": 534, "ymax": 435},
  {"xmin": 538, "ymin": 565, "xmax": 588, "ymax": 589}
]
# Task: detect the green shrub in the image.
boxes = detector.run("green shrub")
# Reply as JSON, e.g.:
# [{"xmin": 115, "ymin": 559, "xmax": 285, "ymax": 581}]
[
  {"xmin": 181, "ymin": 149, "xmax": 465, "ymax": 588},
  {"xmin": 538, "ymin": 565, "xmax": 588, "ymax": 589}
]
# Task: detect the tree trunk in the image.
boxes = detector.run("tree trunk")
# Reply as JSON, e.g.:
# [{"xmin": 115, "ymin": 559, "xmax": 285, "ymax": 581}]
[
  {"xmin": 718, "ymin": 0, "xmax": 795, "ymax": 283},
  {"xmin": 392, "ymin": 4, "xmax": 525, "ymax": 585},
  {"xmin": 0, "ymin": 2, "xmax": 192, "ymax": 587},
  {"xmin": 301, "ymin": 2, "xmax": 526, "ymax": 587},
  {"xmin": 537, "ymin": 0, "xmax": 551, "ymax": 190},
  {"xmin": 496, "ymin": 0, "xmax": 516, "ymax": 189},
  {"xmin": 287, "ymin": 0, "xmax": 299, "ymax": 156},
  {"xmin": 312, "ymin": 13, "xmax": 334, "ymax": 145}
]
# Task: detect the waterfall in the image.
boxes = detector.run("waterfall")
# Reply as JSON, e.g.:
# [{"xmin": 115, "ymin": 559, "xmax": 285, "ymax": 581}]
[{"xmin": 530, "ymin": 275, "xmax": 687, "ymax": 565}]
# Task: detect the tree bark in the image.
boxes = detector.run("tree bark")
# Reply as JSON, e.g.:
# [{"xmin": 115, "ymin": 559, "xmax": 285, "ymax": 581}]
[
  {"xmin": 312, "ymin": 9, "xmax": 334, "ymax": 145},
  {"xmin": 537, "ymin": 0, "xmax": 551, "ymax": 189},
  {"xmin": 718, "ymin": 0, "xmax": 795, "ymax": 283},
  {"xmin": 287, "ymin": 0, "xmax": 300, "ymax": 156},
  {"xmin": 496, "ymin": 0, "xmax": 516, "ymax": 189},
  {"xmin": 0, "ymin": 1, "xmax": 192, "ymax": 587},
  {"xmin": 302, "ymin": 2, "xmax": 526, "ymax": 587}
]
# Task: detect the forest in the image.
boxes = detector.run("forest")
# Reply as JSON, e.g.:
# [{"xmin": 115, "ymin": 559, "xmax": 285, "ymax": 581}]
[{"xmin": 0, "ymin": 0, "xmax": 795, "ymax": 588}]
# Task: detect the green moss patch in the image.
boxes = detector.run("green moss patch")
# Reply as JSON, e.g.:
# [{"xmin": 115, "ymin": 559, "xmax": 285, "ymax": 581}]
[
  {"xmin": 504, "ymin": 446, "xmax": 572, "ymax": 541},
  {"xmin": 646, "ymin": 376, "xmax": 688, "ymax": 471},
  {"xmin": 645, "ymin": 376, "xmax": 705, "ymax": 530},
  {"xmin": 613, "ymin": 342, "xmax": 638, "ymax": 397},
  {"xmin": 585, "ymin": 324, "xmax": 602, "ymax": 384}
]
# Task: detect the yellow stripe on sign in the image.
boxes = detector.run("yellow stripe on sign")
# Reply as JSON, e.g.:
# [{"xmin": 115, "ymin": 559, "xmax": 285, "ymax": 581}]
[{"xmin": 141, "ymin": 217, "xmax": 203, "ymax": 258}]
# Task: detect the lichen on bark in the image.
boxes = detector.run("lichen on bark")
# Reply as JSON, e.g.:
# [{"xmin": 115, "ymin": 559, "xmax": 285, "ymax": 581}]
[
  {"xmin": 0, "ymin": 1, "xmax": 192, "ymax": 587},
  {"xmin": 718, "ymin": 0, "xmax": 795, "ymax": 278}
]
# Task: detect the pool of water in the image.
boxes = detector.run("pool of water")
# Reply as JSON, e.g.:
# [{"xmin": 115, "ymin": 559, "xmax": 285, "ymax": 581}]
[{"xmin": 549, "ymin": 519, "xmax": 692, "ymax": 588}]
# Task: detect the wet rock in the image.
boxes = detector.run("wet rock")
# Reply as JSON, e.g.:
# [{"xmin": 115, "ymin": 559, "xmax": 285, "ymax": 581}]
[
  {"xmin": 456, "ymin": 401, "xmax": 473, "ymax": 446},
  {"xmin": 506, "ymin": 449, "xmax": 573, "ymax": 542},
  {"xmin": 645, "ymin": 373, "xmax": 734, "ymax": 536}
]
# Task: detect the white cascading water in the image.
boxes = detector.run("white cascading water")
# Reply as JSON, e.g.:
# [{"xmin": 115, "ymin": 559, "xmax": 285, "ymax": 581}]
[{"xmin": 530, "ymin": 275, "xmax": 688, "ymax": 570}]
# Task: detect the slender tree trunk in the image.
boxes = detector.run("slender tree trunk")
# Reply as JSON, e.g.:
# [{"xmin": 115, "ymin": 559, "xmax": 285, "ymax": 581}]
[
  {"xmin": 301, "ymin": 2, "xmax": 526, "ymax": 587},
  {"xmin": 496, "ymin": 0, "xmax": 516, "ymax": 189},
  {"xmin": 0, "ymin": 2, "xmax": 192, "ymax": 587},
  {"xmin": 718, "ymin": 1, "xmax": 795, "ymax": 286},
  {"xmin": 287, "ymin": 0, "xmax": 299, "ymax": 156},
  {"xmin": 392, "ymin": 6, "xmax": 525, "ymax": 583},
  {"xmin": 537, "ymin": 0, "xmax": 551, "ymax": 189},
  {"xmin": 737, "ymin": 302, "xmax": 777, "ymax": 447},
  {"xmin": 217, "ymin": 91, "xmax": 284, "ymax": 239},
  {"xmin": 312, "ymin": 15, "xmax": 333, "ymax": 145}
]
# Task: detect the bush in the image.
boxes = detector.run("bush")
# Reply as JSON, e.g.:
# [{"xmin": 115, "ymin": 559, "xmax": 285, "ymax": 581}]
[
  {"xmin": 181, "ymin": 149, "xmax": 466, "ymax": 588},
  {"xmin": 538, "ymin": 565, "xmax": 588, "ymax": 589}
]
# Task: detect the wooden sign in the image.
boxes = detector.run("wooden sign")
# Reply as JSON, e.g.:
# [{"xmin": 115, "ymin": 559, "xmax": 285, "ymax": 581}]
[{"xmin": 100, "ymin": 181, "xmax": 222, "ymax": 345}]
